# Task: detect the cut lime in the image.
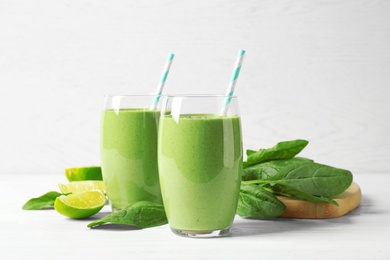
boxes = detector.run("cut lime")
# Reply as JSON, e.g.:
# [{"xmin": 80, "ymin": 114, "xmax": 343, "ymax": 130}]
[
  {"xmin": 58, "ymin": 180, "xmax": 106, "ymax": 194},
  {"xmin": 54, "ymin": 190, "xmax": 106, "ymax": 219},
  {"xmin": 65, "ymin": 166, "xmax": 102, "ymax": 182}
]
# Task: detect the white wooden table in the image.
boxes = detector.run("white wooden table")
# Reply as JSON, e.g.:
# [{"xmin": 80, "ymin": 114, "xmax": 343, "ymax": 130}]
[{"xmin": 1, "ymin": 172, "xmax": 389, "ymax": 259}]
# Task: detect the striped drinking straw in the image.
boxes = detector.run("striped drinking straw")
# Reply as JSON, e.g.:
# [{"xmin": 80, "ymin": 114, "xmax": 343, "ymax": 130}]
[
  {"xmin": 150, "ymin": 53, "xmax": 175, "ymax": 110},
  {"xmin": 220, "ymin": 49, "xmax": 246, "ymax": 116}
]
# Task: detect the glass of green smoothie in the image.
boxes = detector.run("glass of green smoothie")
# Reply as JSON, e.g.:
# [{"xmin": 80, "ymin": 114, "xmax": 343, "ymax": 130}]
[
  {"xmin": 158, "ymin": 95, "xmax": 243, "ymax": 238},
  {"xmin": 101, "ymin": 95, "xmax": 163, "ymax": 211}
]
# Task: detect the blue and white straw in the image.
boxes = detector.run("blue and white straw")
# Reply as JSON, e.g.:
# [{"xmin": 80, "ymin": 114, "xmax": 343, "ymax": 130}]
[
  {"xmin": 150, "ymin": 53, "xmax": 175, "ymax": 110},
  {"xmin": 220, "ymin": 49, "xmax": 246, "ymax": 116}
]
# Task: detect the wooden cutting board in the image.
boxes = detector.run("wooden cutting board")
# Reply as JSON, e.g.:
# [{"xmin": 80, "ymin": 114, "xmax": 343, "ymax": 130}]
[{"xmin": 277, "ymin": 182, "xmax": 361, "ymax": 219}]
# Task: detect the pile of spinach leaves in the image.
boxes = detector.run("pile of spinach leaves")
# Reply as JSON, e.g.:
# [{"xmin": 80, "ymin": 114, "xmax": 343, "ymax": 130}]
[{"xmin": 237, "ymin": 139, "xmax": 353, "ymax": 218}]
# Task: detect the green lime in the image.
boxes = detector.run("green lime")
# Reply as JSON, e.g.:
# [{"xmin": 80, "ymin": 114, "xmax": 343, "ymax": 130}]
[
  {"xmin": 58, "ymin": 180, "xmax": 106, "ymax": 194},
  {"xmin": 65, "ymin": 166, "xmax": 102, "ymax": 182},
  {"xmin": 54, "ymin": 190, "xmax": 106, "ymax": 219}
]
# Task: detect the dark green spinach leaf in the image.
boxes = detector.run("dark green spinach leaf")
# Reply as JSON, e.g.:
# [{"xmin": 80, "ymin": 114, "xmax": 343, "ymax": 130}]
[
  {"xmin": 22, "ymin": 191, "xmax": 63, "ymax": 210},
  {"xmin": 262, "ymin": 183, "xmax": 338, "ymax": 205},
  {"xmin": 242, "ymin": 157, "xmax": 313, "ymax": 181},
  {"xmin": 237, "ymin": 184, "xmax": 286, "ymax": 218},
  {"xmin": 243, "ymin": 157, "xmax": 352, "ymax": 198},
  {"xmin": 88, "ymin": 201, "xmax": 167, "ymax": 228},
  {"xmin": 244, "ymin": 139, "xmax": 308, "ymax": 168},
  {"xmin": 267, "ymin": 161, "xmax": 353, "ymax": 197}
]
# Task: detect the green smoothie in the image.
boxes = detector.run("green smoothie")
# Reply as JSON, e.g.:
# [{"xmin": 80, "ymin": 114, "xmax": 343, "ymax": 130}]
[
  {"xmin": 158, "ymin": 114, "xmax": 242, "ymax": 232},
  {"xmin": 101, "ymin": 108, "xmax": 162, "ymax": 211}
]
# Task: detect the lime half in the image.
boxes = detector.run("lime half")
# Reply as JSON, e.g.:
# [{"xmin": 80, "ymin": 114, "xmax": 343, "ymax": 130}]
[
  {"xmin": 65, "ymin": 166, "xmax": 102, "ymax": 182},
  {"xmin": 54, "ymin": 190, "xmax": 106, "ymax": 219},
  {"xmin": 58, "ymin": 180, "xmax": 106, "ymax": 194}
]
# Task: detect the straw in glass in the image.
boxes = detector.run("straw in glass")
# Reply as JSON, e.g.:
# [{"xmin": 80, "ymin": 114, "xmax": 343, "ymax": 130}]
[
  {"xmin": 220, "ymin": 49, "xmax": 246, "ymax": 116},
  {"xmin": 150, "ymin": 53, "xmax": 175, "ymax": 110}
]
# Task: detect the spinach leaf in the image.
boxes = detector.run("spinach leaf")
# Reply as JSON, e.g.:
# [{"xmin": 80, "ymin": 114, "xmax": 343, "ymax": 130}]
[
  {"xmin": 262, "ymin": 183, "xmax": 338, "ymax": 205},
  {"xmin": 88, "ymin": 201, "xmax": 167, "ymax": 228},
  {"xmin": 244, "ymin": 139, "xmax": 308, "ymax": 168},
  {"xmin": 237, "ymin": 184, "xmax": 286, "ymax": 218},
  {"xmin": 22, "ymin": 191, "xmax": 63, "ymax": 210},
  {"xmin": 268, "ymin": 162, "xmax": 353, "ymax": 197},
  {"xmin": 242, "ymin": 157, "xmax": 313, "ymax": 181},
  {"xmin": 243, "ymin": 157, "xmax": 352, "ymax": 198},
  {"xmin": 246, "ymin": 149, "xmax": 257, "ymax": 157}
]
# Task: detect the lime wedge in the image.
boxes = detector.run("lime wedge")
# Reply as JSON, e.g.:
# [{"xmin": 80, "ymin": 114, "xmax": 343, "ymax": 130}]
[
  {"xmin": 58, "ymin": 180, "xmax": 106, "ymax": 194},
  {"xmin": 54, "ymin": 190, "xmax": 106, "ymax": 219},
  {"xmin": 65, "ymin": 166, "xmax": 102, "ymax": 182}
]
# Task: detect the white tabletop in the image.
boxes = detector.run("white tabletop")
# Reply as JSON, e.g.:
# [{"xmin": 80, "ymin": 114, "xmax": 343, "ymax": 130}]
[{"xmin": 2, "ymin": 172, "xmax": 389, "ymax": 260}]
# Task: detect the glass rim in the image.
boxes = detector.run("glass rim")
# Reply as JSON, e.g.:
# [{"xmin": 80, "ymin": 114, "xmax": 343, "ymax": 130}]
[
  {"xmin": 103, "ymin": 94, "xmax": 155, "ymax": 98},
  {"xmin": 103, "ymin": 94, "xmax": 237, "ymax": 98},
  {"xmin": 162, "ymin": 94, "xmax": 238, "ymax": 98}
]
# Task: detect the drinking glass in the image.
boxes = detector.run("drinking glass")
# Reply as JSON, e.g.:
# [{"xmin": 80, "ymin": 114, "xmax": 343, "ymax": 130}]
[
  {"xmin": 101, "ymin": 95, "xmax": 163, "ymax": 211},
  {"xmin": 158, "ymin": 95, "xmax": 243, "ymax": 238}
]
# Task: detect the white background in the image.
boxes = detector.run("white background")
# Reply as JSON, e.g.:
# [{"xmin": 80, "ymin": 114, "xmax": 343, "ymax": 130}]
[{"xmin": 0, "ymin": 0, "xmax": 389, "ymax": 176}]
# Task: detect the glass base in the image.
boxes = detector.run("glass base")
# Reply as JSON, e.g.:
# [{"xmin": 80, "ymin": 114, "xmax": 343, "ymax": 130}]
[{"xmin": 170, "ymin": 227, "xmax": 231, "ymax": 238}]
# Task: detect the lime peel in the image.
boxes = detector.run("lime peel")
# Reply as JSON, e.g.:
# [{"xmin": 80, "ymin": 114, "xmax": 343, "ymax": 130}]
[
  {"xmin": 65, "ymin": 166, "xmax": 102, "ymax": 182},
  {"xmin": 54, "ymin": 190, "xmax": 106, "ymax": 219}
]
